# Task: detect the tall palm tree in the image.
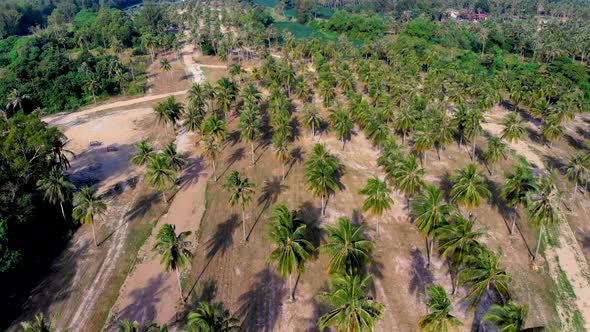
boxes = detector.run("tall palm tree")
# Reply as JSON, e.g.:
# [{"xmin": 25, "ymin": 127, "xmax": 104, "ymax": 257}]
[
  {"xmin": 238, "ymin": 108, "xmax": 261, "ymax": 164},
  {"xmin": 436, "ymin": 213, "xmax": 484, "ymax": 294},
  {"xmin": 302, "ymin": 104, "xmax": 322, "ymax": 137},
  {"xmin": 458, "ymin": 248, "xmax": 511, "ymax": 308},
  {"xmin": 411, "ymin": 184, "xmax": 455, "ymax": 267},
  {"xmin": 539, "ymin": 114, "xmax": 565, "ymax": 147},
  {"xmin": 154, "ymin": 97, "xmax": 183, "ymax": 133},
  {"xmin": 182, "ymin": 104, "xmax": 206, "ymax": 135},
  {"xmin": 565, "ymin": 153, "xmax": 589, "ymax": 195},
  {"xmin": 201, "ymin": 114, "xmax": 227, "ymax": 143},
  {"xmin": 203, "ymin": 137, "xmax": 222, "ymax": 181},
  {"xmin": 483, "ymin": 302, "xmax": 529, "ymax": 332},
  {"xmin": 272, "ymin": 134, "xmax": 291, "ymax": 180},
  {"xmin": 450, "ymin": 164, "xmax": 491, "ymax": 209},
  {"xmin": 162, "ymin": 142, "xmax": 185, "ymax": 171},
  {"xmin": 500, "ymin": 113, "xmax": 525, "ymax": 143},
  {"xmin": 359, "ymin": 177, "xmax": 393, "ymax": 236},
  {"xmin": 418, "ymin": 284, "xmax": 462, "ymax": 332},
  {"xmin": 153, "ymin": 224, "xmax": 192, "ymax": 302},
  {"xmin": 37, "ymin": 167, "xmax": 75, "ymax": 221},
  {"xmin": 223, "ymin": 170, "xmax": 256, "ymax": 241},
  {"xmin": 215, "ymin": 77, "xmax": 237, "ymax": 114},
  {"xmin": 146, "ymin": 154, "xmax": 176, "ymax": 202},
  {"xmin": 21, "ymin": 313, "xmax": 53, "ymax": 332},
  {"xmin": 502, "ymin": 163, "xmax": 537, "ymax": 235},
  {"xmin": 527, "ymin": 177, "xmax": 563, "ymax": 260},
  {"xmin": 304, "ymin": 144, "xmax": 342, "ymax": 216},
  {"xmin": 317, "ymin": 273, "xmax": 384, "ymax": 331},
  {"xmin": 188, "ymin": 83, "xmax": 206, "ymax": 109},
  {"xmin": 72, "ymin": 186, "xmax": 107, "ymax": 246},
  {"xmin": 268, "ymin": 204, "xmax": 315, "ymax": 301},
  {"xmin": 202, "ymin": 82, "xmax": 216, "ymax": 112},
  {"xmin": 328, "ymin": 108, "xmax": 353, "ymax": 149},
  {"xmin": 465, "ymin": 108, "xmax": 484, "ymax": 160},
  {"xmin": 484, "ymin": 136, "xmax": 509, "ymax": 175},
  {"xmin": 130, "ymin": 140, "xmax": 155, "ymax": 167},
  {"xmin": 320, "ymin": 217, "xmax": 373, "ymax": 275},
  {"xmin": 187, "ymin": 301, "xmax": 240, "ymax": 331},
  {"xmin": 391, "ymin": 155, "xmax": 425, "ymax": 209}
]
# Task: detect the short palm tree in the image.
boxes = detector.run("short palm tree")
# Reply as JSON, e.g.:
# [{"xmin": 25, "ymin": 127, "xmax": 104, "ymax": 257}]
[
  {"xmin": 223, "ymin": 170, "xmax": 256, "ymax": 241},
  {"xmin": 359, "ymin": 177, "xmax": 393, "ymax": 236},
  {"xmin": 201, "ymin": 114, "xmax": 227, "ymax": 143},
  {"xmin": 162, "ymin": 142, "xmax": 185, "ymax": 171},
  {"xmin": 484, "ymin": 136, "xmax": 509, "ymax": 175},
  {"xmin": 411, "ymin": 184, "xmax": 455, "ymax": 267},
  {"xmin": 304, "ymin": 144, "xmax": 342, "ymax": 216},
  {"xmin": 320, "ymin": 217, "xmax": 374, "ymax": 275},
  {"xmin": 160, "ymin": 58, "xmax": 172, "ymax": 79},
  {"xmin": 272, "ymin": 134, "xmax": 291, "ymax": 180},
  {"xmin": 483, "ymin": 302, "xmax": 529, "ymax": 332},
  {"xmin": 238, "ymin": 108, "xmax": 261, "ymax": 164},
  {"xmin": 37, "ymin": 166, "xmax": 75, "ymax": 221},
  {"xmin": 154, "ymin": 97, "xmax": 183, "ymax": 133},
  {"xmin": 539, "ymin": 114, "xmax": 565, "ymax": 147},
  {"xmin": 302, "ymin": 104, "xmax": 322, "ymax": 137},
  {"xmin": 436, "ymin": 213, "xmax": 484, "ymax": 294},
  {"xmin": 268, "ymin": 204, "xmax": 315, "ymax": 301},
  {"xmin": 187, "ymin": 301, "xmax": 240, "ymax": 331},
  {"xmin": 317, "ymin": 273, "xmax": 384, "ymax": 331},
  {"xmin": 502, "ymin": 163, "xmax": 537, "ymax": 235},
  {"xmin": 203, "ymin": 137, "xmax": 222, "ymax": 181},
  {"xmin": 458, "ymin": 248, "xmax": 511, "ymax": 308},
  {"xmin": 391, "ymin": 155, "xmax": 425, "ymax": 209},
  {"xmin": 329, "ymin": 108, "xmax": 353, "ymax": 149},
  {"xmin": 146, "ymin": 154, "xmax": 176, "ymax": 202},
  {"xmin": 130, "ymin": 140, "xmax": 154, "ymax": 167},
  {"xmin": 21, "ymin": 313, "xmax": 53, "ymax": 332},
  {"xmin": 565, "ymin": 153, "xmax": 589, "ymax": 195},
  {"xmin": 500, "ymin": 113, "xmax": 525, "ymax": 143},
  {"xmin": 450, "ymin": 164, "xmax": 491, "ymax": 209},
  {"xmin": 215, "ymin": 77, "xmax": 237, "ymax": 114},
  {"xmin": 72, "ymin": 186, "xmax": 107, "ymax": 246},
  {"xmin": 527, "ymin": 177, "xmax": 563, "ymax": 260},
  {"xmin": 153, "ymin": 223, "xmax": 192, "ymax": 302},
  {"xmin": 418, "ymin": 284, "xmax": 462, "ymax": 332}
]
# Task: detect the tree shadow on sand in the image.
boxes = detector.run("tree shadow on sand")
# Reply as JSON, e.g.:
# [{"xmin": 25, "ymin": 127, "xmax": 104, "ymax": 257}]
[
  {"xmin": 247, "ymin": 177, "xmax": 288, "ymax": 241},
  {"xmin": 408, "ymin": 248, "xmax": 433, "ymax": 299},
  {"xmin": 236, "ymin": 267, "xmax": 285, "ymax": 332},
  {"xmin": 178, "ymin": 156, "xmax": 206, "ymax": 189},
  {"xmin": 299, "ymin": 201, "xmax": 323, "ymax": 259}
]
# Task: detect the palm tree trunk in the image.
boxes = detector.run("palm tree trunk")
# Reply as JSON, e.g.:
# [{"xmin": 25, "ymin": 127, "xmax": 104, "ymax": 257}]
[
  {"xmin": 321, "ymin": 195, "xmax": 325, "ymax": 216},
  {"xmin": 251, "ymin": 142, "xmax": 255, "ymax": 165},
  {"xmin": 534, "ymin": 227, "xmax": 543, "ymax": 260},
  {"xmin": 212, "ymin": 161, "xmax": 217, "ymax": 181},
  {"xmin": 176, "ymin": 268, "xmax": 184, "ymax": 302},
  {"xmin": 60, "ymin": 202, "xmax": 66, "ymax": 222},
  {"xmin": 425, "ymin": 237, "xmax": 431, "ymax": 267},
  {"xmin": 510, "ymin": 212, "xmax": 516, "ymax": 235},
  {"xmin": 472, "ymin": 135, "xmax": 477, "ymax": 160},
  {"xmin": 162, "ymin": 190, "xmax": 167, "ymax": 203},
  {"xmin": 312, "ymin": 122, "xmax": 315, "ymax": 137},
  {"xmin": 91, "ymin": 222, "xmax": 98, "ymax": 247},
  {"xmin": 282, "ymin": 162, "xmax": 285, "ymax": 180},
  {"xmin": 242, "ymin": 208, "xmax": 247, "ymax": 242},
  {"xmin": 376, "ymin": 215, "xmax": 380, "ymax": 236},
  {"xmin": 289, "ymin": 274, "xmax": 294, "ymax": 302}
]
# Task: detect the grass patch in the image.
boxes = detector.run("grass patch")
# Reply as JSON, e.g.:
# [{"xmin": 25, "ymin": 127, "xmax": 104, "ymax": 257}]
[
  {"xmin": 556, "ymin": 264, "xmax": 576, "ymax": 300},
  {"xmin": 273, "ymin": 21, "xmax": 337, "ymax": 41},
  {"xmin": 253, "ymin": 0, "xmax": 279, "ymax": 7}
]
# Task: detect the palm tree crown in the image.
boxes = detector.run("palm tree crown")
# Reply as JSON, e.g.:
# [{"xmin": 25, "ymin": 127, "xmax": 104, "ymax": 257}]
[
  {"xmin": 152, "ymin": 223, "xmax": 192, "ymax": 301},
  {"xmin": 450, "ymin": 164, "xmax": 491, "ymax": 209},
  {"xmin": 320, "ymin": 217, "xmax": 374, "ymax": 275},
  {"xmin": 483, "ymin": 302, "xmax": 529, "ymax": 332},
  {"xmin": 187, "ymin": 301, "xmax": 240, "ymax": 332},
  {"xmin": 37, "ymin": 166, "xmax": 75, "ymax": 221},
  {"xmin": 223, "ymin": 170, "xmax": 256, "ymax": 241},
  {"xmin": 359, "ymin": 177, "xmax": 393, "ymax": 236},
  {"xmin": 72, "ymin": 186, "xmax": 106, "ymax": 246},
  {"xmin": 418, "ymin": 284, "xmax": 462, "ymax": 332}
]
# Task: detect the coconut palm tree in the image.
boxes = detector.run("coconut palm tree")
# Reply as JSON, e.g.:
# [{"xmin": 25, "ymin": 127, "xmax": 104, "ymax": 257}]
[
  {"xmin": 268, "ymin": 204, "xmax": 315, "ymax": 301},
  {"xmin": 162, "ymin": 142, "xmax": 185, "ymax": 171},
  {"xmin": 304, "ymin": 144, "xmax": 342, "ymax": 216},
  {"xmin": 188, "ymin": 83, "xmax": 206, "ymax": 109},
  {"xmin": 465, "ymin": 108, "xmax": 484, "ymax": 160},
  {"xmin": 539, "ymin": 114, "xmax": 565, "ymax": 147},
  {"xmin": 215, "ymin": 77, "xmax": 237, "ymax": 114},
  {"xmin": 37, "ymin": 167, "xmax": 75, "ymax": 221},
  {"xmin": 201, "ymin": 114, "xmax": 227, "ymax": 143},
  {"xmin": 527, "ymin": 177, "xmax": 563, "ymax": 260},
  {"xmin": 484, "ymin": 136, "xmax": 509, "ymax": 175},
  {"xmin": 223, "ymin": 170, "xmax": 256, "ymax": 241},
  {"xmin": 502, "ymin": 162, "xmax": 537, "ymax": 235},
  {"xmin": 160, "ymin": 58, "xmax": 172, "ymax": 79},
  {"xmin": 21, "ymin": 313, "xmax": 53, "ymax": 332},
  {"xmin": 202, "ymin": 82, "xmax": 216, "ymax": 112},
  {"xmin": 391, "ymin": 155, "xmax": 425, "ymax": 209},
  {"xmin": 130, "ymin": 140, "xmax": 155, "ymax": 167},
  {"xmin": 413, "ymin": 130, "xmax": 435, "ymax": 166},
  {"xmin": 182, "ymin": 105, "xmax": 206, "ymax": 135},
  {"xmin": 5, "ymin": 88, "xmax": 30, "ymax": 113},
  {"xmin": 187, "ymin": 301, "xmax": 240, "ymax": 331},
  {"xmin": 317, "ymin": 273, "xmax": 384, "ymax": 331},
  {"xmin": 450, "ymin": 164, "xmax": 491, "ymax": 209},
  {"xmin": 436, "ymin": 213, "xmax": 484, "ymax": 294},
  {"xmin": 565, "ymin": 153, "xmax": 589, "ymax": 195},
  {"xmin": 394, "ymin": 106, "xmax": 415, "ymax": 144},
  {"xmin": 153, "ymin": 223, "xmax": 192, "ymax": 302},
  {"xmin": 328, "ymin": 108, "xmax": 353, "ymax": 149},
  {"xmin": 411, "ymin": 184, "xmax": 455, "ymax": 267},
  {"xmin": 146, "ymin": 154, "xmax": 176, "ymax": 202},
  {"xmin": 72, "ymin": 186, "xmax": 107, "ymax": 246},
  {"xmin": 359, "ymin": 177, "xmax": 393, "ymax": 236},
  {"xmin": 118, "ymin": 319, "xmax": 167, "ymax": 332},
  {"xmin": 458, "ymin": 248, "xmax": 511, "ymax": 308},
  {"xmin": 418, "ymin": 284, "xmax": 462, "ymax": 332},
  {"xmin": 320, "ymin": 217, "xmax": 373, "ymax": 275},
  {"xmin": 241, "ymin": 83, "xmax": 261, "ymax": 106},
  {"xmin": 483, "ymin": 302, "xmax": 529, "ymax": 332},
  {"xmin": 272, "ymin": 134, "xmax": 291, "ymax": 180},
  {"xmin": 154, "ymin": 97, "xmax": 183, "ymax": 133},
  {"xmin": 203, "ymin": 137, "xmax": 222, "ymax": 181},
  {"xmin": 500, "ymin": 113, "xmax": 525, "ymax": 143},
  {"xmin": 238, "ymin": 108, "xmax": 261, "ymax": 164}
]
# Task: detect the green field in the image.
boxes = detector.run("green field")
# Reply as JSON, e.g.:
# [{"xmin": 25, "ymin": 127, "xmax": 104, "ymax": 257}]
[
  {"xmin": 253, "ymin": 0, "xmax": 279, "ymax": 7},
  {"xmin": 273, "ymin": 21, "xmax": 337, "ymax": 41}
]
